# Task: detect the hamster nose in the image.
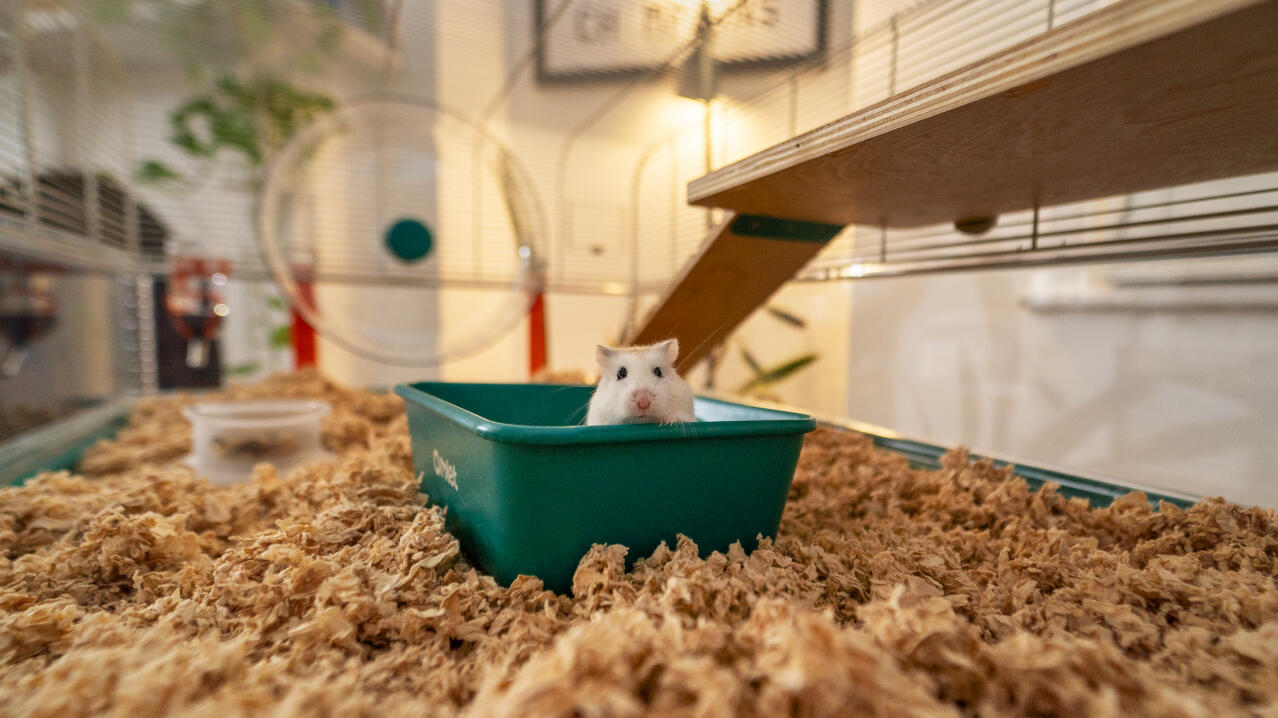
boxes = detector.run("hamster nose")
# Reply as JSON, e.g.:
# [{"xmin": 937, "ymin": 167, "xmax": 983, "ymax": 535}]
[{"xmin": 633, "ymin": 390, "xmax": 653, "ymax": 412}]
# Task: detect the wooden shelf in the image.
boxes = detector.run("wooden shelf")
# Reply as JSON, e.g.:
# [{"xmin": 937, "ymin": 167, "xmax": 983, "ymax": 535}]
[{"xmin": 688, "ymin": 0, "xmax": 1278, "ymax": 228}]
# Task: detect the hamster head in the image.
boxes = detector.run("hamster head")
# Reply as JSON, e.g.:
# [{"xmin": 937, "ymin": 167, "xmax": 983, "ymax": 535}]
[{"xmin": 586, "ymin": 339, "xmax": 696, "ymax": 425}]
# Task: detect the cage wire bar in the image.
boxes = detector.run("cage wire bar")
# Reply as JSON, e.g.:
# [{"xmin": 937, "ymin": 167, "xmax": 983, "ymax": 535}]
[
  {"xmin": 631, "ymin": 0, "xmax": 1278, "ymax": 289},
  {"xmin": 793, "ymin": 177, "xmax": 1278, "ymax": 281},
  {"xmin": 631, "ymin": 0, "xmax": 1080, "ymax": 290}
]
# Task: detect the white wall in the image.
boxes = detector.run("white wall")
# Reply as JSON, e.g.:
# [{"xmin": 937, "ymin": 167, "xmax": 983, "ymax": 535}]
[{"xmin": 842, "ymin": 258, "xmax": 1278, "ymax": 507}]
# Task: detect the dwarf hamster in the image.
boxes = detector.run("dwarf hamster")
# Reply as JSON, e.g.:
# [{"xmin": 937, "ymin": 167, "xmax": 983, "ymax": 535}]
[{"xmin": 586, "ymin": 339, "xmax": 696, "ymax": 425}]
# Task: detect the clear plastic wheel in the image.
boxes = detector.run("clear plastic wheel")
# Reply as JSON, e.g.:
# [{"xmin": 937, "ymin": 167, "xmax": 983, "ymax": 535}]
[{"xmin": 256, "ymin": 94, "xmax": 545, "ymax": 366}]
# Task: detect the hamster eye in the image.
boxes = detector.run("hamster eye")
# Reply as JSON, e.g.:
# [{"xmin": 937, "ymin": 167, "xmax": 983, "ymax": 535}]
[
  {"xmin": 653, "ymin": 367, "xmax": 663, "ymax": 378},
  {"xmin": 616, "ymin": 367, "xmax": 627, "ymax": 380}
]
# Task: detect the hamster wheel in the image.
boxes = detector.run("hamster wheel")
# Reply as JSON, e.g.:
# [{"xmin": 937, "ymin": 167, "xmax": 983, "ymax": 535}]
[{"xmin": 257, "ymin": 94, "xmax": 545, "ymax": 366}]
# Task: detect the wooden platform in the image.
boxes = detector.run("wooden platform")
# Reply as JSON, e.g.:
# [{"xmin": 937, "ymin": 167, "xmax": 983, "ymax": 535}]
[{"xmin": 688, "ymin": 0, "xmax": 1278, "ymax": 228}]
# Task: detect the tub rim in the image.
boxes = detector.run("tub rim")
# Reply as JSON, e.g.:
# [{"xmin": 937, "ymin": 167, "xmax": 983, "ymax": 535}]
[{"xmin": 395, "ymin": 381, "xmax": 817, "ymax": 446}]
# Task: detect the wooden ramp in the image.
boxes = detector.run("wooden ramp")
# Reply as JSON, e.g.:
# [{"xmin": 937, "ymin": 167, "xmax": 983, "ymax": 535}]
[
  {"xmin": 631, "ymin": 0, "xmax": 1278, "ymax": 365},
  {"xmin": 626, "ymin": 214, "xmax": 840, "ymax": 372}
]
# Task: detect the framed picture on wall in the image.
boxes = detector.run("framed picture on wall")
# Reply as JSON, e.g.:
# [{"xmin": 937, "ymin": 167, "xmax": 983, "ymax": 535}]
[{"xmin": 534, "ymin": 0, "xmax": 829, "ymax": 83}]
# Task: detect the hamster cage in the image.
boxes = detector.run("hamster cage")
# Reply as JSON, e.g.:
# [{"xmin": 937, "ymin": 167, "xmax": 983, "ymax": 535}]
[{"xmin": 2, "ymin": 0, "xmax": 1277, "ymax": 714}]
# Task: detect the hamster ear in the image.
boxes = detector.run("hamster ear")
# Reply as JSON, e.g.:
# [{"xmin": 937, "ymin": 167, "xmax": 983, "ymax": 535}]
[
  {"xmin": 596, "ymin": 345, "xmax": 614, "ymax": 367},
  {"xmin": 658, "ymin": 338, "xmax": 679, "ymax": 364}
]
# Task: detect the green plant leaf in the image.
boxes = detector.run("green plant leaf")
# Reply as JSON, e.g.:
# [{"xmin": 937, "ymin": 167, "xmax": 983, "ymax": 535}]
[
  {"xmin": 135, "ymin": 160, "xmax": 183, "ymax": 184},
  {"xmin": 739, "ymin": 344, "xmax": 763, "ymax": 375},
  {"xmin": 736, "ymin": 353, "xmax": 818, "ymax": 394},
  {"xmin": 765, "ymin": 305, "xmax": 806, "ymax": 328},
  {"xmin": 270, "ymin": 325, "xmax": 293, "ymax": 349},
  {"xmin": 169, "ymin": 96, "xmax": 223, "ymax": 158},
  {"xmin": 164, "ymin": 74, "xmax": 335, "ymax": 168},
  {"xmin": 224, "ymin": 361, "xmax": 260, "ymax": 377}
]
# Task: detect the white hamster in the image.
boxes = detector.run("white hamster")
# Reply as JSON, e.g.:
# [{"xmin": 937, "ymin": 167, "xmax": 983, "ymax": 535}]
[{"xmin": 586, "ymin": 339, "xmax": 696, "ymax": 426}]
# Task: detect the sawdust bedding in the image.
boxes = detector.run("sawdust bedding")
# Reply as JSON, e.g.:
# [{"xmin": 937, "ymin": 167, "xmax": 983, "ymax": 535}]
[{"xmin": 1, "ymin": 370, "xmax": 1276, "ymax": 717}]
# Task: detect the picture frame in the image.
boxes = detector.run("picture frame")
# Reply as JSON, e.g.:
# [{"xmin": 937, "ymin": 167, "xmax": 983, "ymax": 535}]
[{"xmin": 534, "ymin": 0, "xmax": 829, "ymax": 84}]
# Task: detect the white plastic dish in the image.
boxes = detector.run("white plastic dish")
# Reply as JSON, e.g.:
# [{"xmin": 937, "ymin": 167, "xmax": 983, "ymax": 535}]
[{"xmin": 182, "ymin": 400, "xmax": 334, "ymax": 485}]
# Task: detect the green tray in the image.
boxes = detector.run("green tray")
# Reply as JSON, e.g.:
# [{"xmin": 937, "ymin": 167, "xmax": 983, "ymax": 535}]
[{"xmin": 395, "ymin": 382, "xmax": 817, "ymax": 593}]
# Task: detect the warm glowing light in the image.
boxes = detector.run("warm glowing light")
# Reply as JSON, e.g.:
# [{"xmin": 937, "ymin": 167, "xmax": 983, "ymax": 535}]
[
  {"xmin": 213, "ymin": 303, "xmax": 230, "ymax": 317},
  {"xmin": 663, "ymin": 94, "xmax": 708, "ymax": 131},
  {"xmin": 666, "ymin": 0, "xmax": 708, "ymax": 11},
  {"xmin": 705, "ymin": 0, "xmax": 737, "ymax": 18},
  {"xmin": 847, "ymin": 263, "xmax": 865, "ymax": 278}
]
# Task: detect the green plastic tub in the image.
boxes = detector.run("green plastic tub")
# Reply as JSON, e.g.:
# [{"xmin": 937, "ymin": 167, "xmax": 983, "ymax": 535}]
[{"xmin": 395, "ymin": 381, "xmax": 818, "ymax": 593}]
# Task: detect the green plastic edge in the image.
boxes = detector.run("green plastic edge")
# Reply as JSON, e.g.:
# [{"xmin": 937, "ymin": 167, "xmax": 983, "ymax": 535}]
[
  {"xmin": 729, "ymin": 214, "xmax": 844, "ymax": 243},
  {"xmin": 870, "ymin": 435, "xmax": 1197, "ymax": 510},
  {"xmin": 1, "ymin": 398, "xmax": 134, "ymax": 487},
  {"xmin": 394, "ymin": 382, "xmax": 818, "ymax": 446}
]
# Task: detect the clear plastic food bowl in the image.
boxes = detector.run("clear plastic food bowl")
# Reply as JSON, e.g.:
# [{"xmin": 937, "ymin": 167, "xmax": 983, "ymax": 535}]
[{"xmin": 182, "ymin": 400, "xmax": 333, "ymax": 485}]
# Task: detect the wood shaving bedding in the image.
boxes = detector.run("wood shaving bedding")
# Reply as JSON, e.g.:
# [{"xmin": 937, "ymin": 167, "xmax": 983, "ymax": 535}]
[{"xmin": 1, "ymin": 369, "xmax": 1275, "ymax": 717}]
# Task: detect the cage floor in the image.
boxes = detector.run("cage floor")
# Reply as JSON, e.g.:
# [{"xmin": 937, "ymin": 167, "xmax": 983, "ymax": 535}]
[{"xmin": 1, "ymin": 370, "xmax": 1275, "ymax": 716}]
